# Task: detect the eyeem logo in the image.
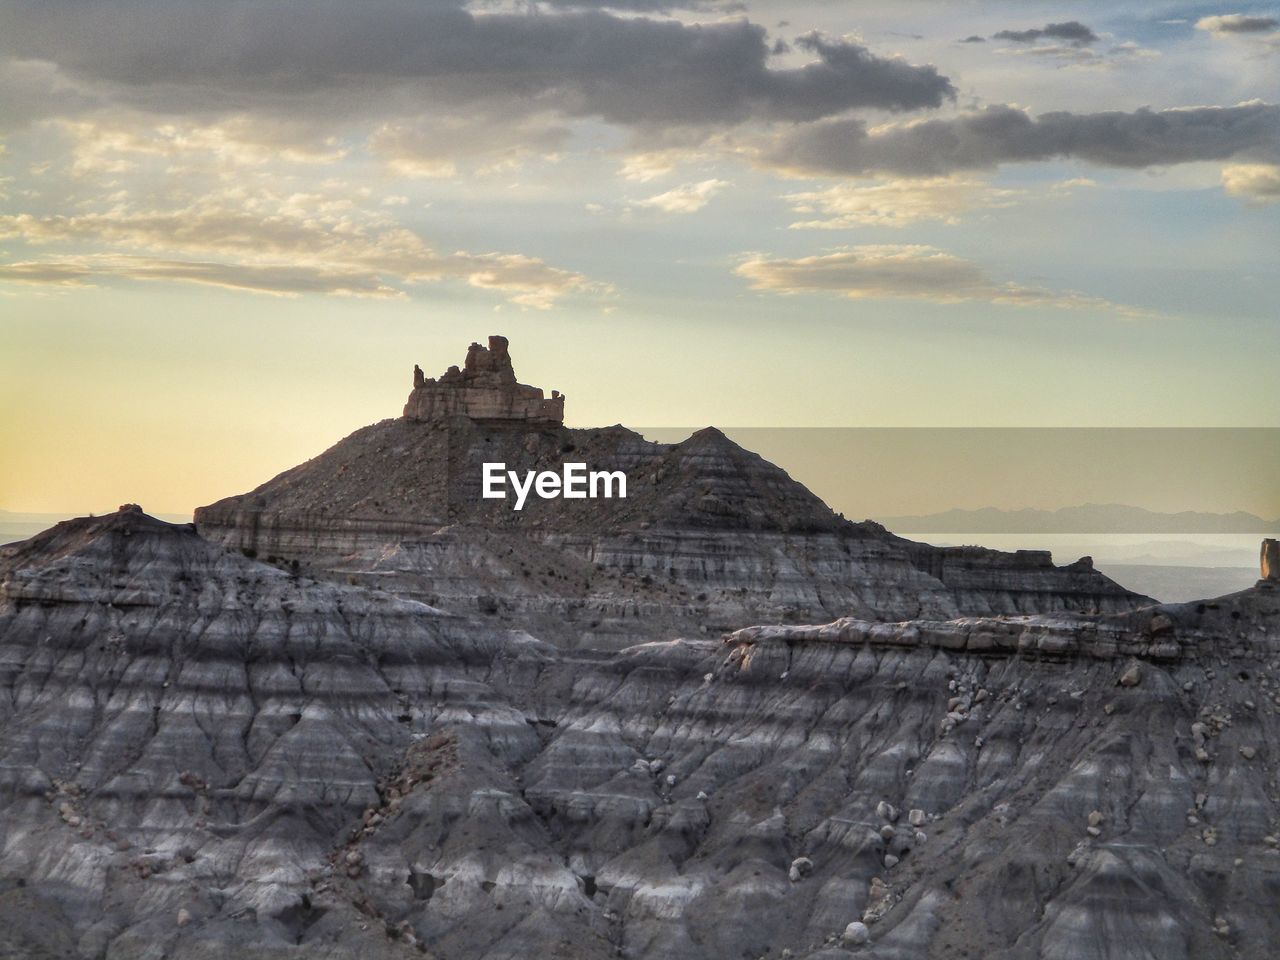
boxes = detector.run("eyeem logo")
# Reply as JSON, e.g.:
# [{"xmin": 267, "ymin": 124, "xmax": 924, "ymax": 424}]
[{"xmin": 482, "ymin": 462, "xmax": 627, "ymax": 511}]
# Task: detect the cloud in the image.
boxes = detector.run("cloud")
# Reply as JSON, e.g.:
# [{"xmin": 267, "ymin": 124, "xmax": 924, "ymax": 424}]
[
  {"xmin": 369, "ymin": 113, "xmax": 572, "ymax": 179},
  {"xmin": 1194, "ymin": 13, "xmax": 1280, "ymax": 54},
  {"xmin": 0, "ymin": 3, "xmax": 954, "ymax": 133},
  {"xmin": 636, "ymin": 178, "xmax": 729, "ymax": 213},
  {"xmin": 619, "ymin": 151, "xmax": 683, "ymax": 182},
  {"xmin": 981, "ymin": 21, "xmax": 1157, "ymax": 68},
  {"xmin": 0, "ymin": 196, "xmax": 603, "ymax": 306},
  {"xmin": 0, "ymin": 58, "xmax": 96, "ymax": 131},
  {"xmin": 0, "ymin": 259, "xmax": 96, "ymax": 286},
  {"xmin": 1221, "ymin": 162, "xmax": 1280, "ymax": 202},
  {"xmin": 0, "ymin": 255, "xmax": 401, "ymax": 296},
  {"xmin": 783, "ymin": 177, "xmax": 1023, "ymax": 228},
  {"xmin": 994, "ymin": 39, "xmax": 1159, "ymax": 68},
  {"xmin": 735, "ymin": 244, "xmax": 1149, "ymax": 315},
  {"xmin": 55, "ymin": 115, "xmax": 347, "ymax": 175},
  {"xmin": 763, "ymin": 102, "xmax": 1280, "ymax": 177},
  {"xmin": 992, "ymin": 21, "xmax": 1099, "ymax": 46},
  {"xmin": 1196, "ymin": 14, "xmax": 1280, "ymax": 35}
]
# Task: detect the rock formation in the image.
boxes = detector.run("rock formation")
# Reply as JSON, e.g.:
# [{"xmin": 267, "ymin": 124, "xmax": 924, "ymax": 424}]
[
  {"xmin": 2, "ymin": 506, "xmax": 1279, "ymax": 959},
  {"xmin": 197, "ymin": 339, "xmax": 1150, "ymax": 647},
  {"xmin": 403, "ymin": 335, "xmax": 564, "ymax": 424},
  {"xmin": 1263, "ymin": 538, "xmax": 1279, "ymax": 582}
]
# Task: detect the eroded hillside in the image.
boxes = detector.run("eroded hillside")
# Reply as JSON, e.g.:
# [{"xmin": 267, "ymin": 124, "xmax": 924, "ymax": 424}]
[{"xmin": 2, "ymin": 507, "xmax": 1277, "ymax": 959}]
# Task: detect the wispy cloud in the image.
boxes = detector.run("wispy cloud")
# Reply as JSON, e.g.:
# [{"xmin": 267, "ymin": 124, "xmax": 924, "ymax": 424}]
[
  {"xmin": 55, "ymin": 115, "xmax": 347, "ymax": 176},
  {"xmin": 994, "ymin": 39, "xmax": 1159, "ymax": 68},
  {"xmin": 783, "ymin": 177, "xmax": 1022, "ymax": 228},
  {"xmin": 636, "ymin": 179, "xmax": 729, "ymax": 213},
  {"xmin": 735, "ymin": 244, "xmax": 1152, "ymax": 317},
  {"xmin": 0, "ymin": 255, "xmax": 401, "ymax": 297},
  {"xmin": 1196, "ymin": 13, "xmax": 1280, "ymax": 36},
  {"xmin": 369, "ymin": 113, "xmax": 571, "ymax": 179},
  {"xmin": 0, "ymin": 195, "xmax": 605, "ymax": 307}
]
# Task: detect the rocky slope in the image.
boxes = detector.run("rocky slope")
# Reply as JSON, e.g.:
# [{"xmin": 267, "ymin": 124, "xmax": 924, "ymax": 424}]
[
  {"xmin": 196, "ymin": 346, "xmax": 1149, "ymax": 647},
  {"xmin": 0, "ymin": 507, "xmax": 548, "ymax": 959},
  {"xmin": 2, "ymin": 506, "xmax": 1278, "ymax": 959}
]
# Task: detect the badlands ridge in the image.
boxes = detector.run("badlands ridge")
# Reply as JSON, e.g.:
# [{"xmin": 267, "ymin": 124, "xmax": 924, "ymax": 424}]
[{"xmin": 1, "ymin": 337, "xmax": 1278, "ymax": 960}]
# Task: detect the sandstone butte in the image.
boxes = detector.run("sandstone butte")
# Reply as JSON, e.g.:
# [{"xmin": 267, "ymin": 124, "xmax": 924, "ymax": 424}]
[{"xmin": 403, "ymin": 335, "xmax": 565, "ymax": 424}]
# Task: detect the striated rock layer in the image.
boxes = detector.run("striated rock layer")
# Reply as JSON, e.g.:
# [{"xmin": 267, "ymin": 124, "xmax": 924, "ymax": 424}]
[
  {"xmin": 196, "ymin": 416, "xmax": 1148, "ymax": 648},
  {"xmin": 2, "ymin": 506, "xmax": 1279, "ymax": 959}
]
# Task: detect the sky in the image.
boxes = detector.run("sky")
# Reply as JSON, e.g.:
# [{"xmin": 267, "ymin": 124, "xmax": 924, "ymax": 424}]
[{"xmin": 1, "ymin": 0, "xmax": 1278, "ymax": 516}]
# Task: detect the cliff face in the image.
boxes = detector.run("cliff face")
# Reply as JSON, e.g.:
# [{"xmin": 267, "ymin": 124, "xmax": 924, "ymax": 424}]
[
  {"xmin": 2, "ymin": 507, "xmax": 1279, "ymax": 959},
  {"xmin": 196, "ymin": 340, "xmax": 1149, "ymax": 647}
]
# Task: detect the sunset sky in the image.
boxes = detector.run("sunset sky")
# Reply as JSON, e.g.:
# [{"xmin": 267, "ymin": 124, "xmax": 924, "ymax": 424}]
[{"xmin": 2, "ymin": 1, "xmax": 1278, "ymax": 516}]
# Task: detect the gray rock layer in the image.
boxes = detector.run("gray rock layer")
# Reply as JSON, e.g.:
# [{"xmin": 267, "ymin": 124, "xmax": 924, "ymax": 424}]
[{"xmin": 1, "ymin": 508, "xmax": 1278, "ymax": 959}]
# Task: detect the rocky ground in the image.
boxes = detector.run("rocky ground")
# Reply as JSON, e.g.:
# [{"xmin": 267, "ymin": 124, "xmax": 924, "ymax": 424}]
[{"xmin": 2, "ymin": 506, "xmax": 1278, "ymax": 959}]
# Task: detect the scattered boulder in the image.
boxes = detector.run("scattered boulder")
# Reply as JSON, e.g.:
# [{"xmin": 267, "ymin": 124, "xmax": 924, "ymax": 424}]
[
  {"xmin": 1119, "ymin": 662, "xmax": 1142, "ymax": 687},
  {"xmin": 842, "ymin": 921, "xmax": 870, "ymax": 946}
]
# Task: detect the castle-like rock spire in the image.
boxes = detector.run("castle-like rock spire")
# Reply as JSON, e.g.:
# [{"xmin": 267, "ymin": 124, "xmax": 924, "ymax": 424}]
[{"xmin": 403, "ymin": 335, "xmax": 564, "ymax": 423}]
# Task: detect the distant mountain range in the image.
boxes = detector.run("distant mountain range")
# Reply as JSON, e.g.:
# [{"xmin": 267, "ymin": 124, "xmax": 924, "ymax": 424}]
[{"xmin": 879, "ymin": 503, "xmax": 1280, "ymax": 534}]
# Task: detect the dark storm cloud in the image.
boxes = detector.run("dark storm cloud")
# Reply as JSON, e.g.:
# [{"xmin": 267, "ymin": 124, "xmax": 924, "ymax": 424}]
[
  {"xmin": 992, "ymin": 21, "xmax": 1100, "ymax": 46},
  {"xmin": 0, "ymin": 1, "xmax": 954, "ymax": 128},
  {"xmin": 765, "ymin": 102, "xmax": 1280, "ymax": 176}
]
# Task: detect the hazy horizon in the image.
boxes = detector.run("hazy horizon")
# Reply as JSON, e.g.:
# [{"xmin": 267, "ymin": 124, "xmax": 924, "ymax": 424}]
[{"xmin": 4, "ymin": 424, "xmax": 1279, "ymax": 521}]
